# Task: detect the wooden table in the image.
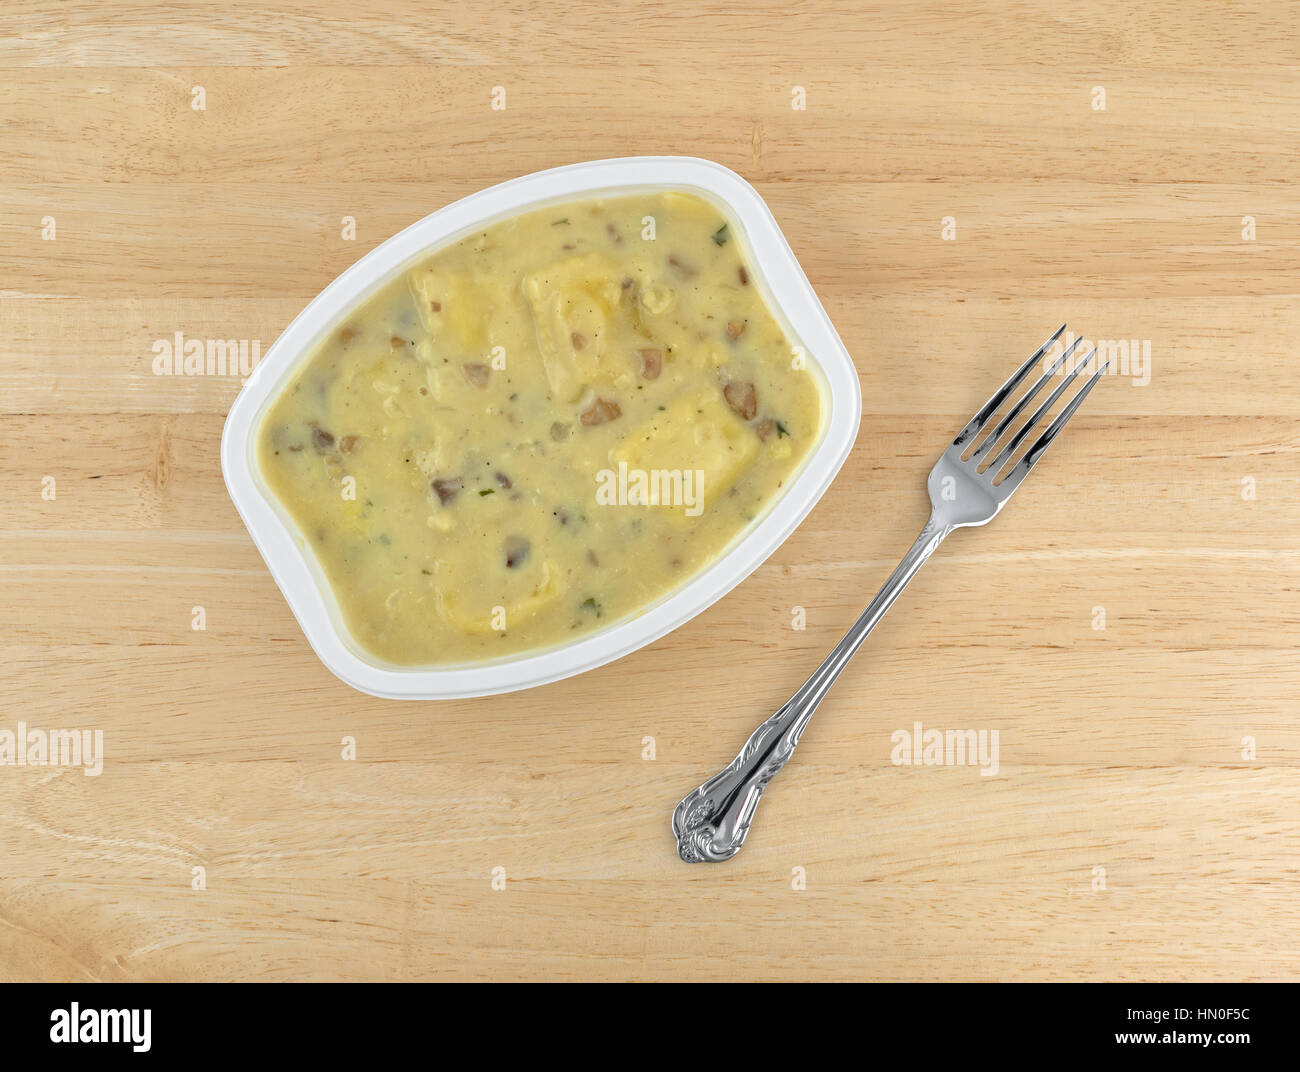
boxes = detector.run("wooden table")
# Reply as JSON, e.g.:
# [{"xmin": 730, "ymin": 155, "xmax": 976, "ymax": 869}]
[{"xmin": 2, "ymin": 0, "xmax": 1297, "ymax": 982}]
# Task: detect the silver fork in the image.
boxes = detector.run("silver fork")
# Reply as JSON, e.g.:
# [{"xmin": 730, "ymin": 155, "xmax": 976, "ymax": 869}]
[{"xmin": 673, "ymin": 325, "xmax": 1109, "ymax": 862}]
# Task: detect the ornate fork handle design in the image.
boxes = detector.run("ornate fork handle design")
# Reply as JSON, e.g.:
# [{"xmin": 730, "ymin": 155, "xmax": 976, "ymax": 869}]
[
  {"xmin": 673, "ymin": 517, "xmax": 951, "ymax": 862},
  {"xmin": 674, "ymin": 326, "xmax": 1113, "ymax": 862}
]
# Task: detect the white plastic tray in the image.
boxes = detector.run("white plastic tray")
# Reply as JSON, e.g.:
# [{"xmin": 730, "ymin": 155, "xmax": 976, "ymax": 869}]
[{"xmin": 221, "ymin": 156, "xmax": 861, "ymax": 699}]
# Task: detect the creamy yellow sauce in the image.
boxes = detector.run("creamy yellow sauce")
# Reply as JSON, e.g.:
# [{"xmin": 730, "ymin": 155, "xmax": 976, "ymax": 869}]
[{"xmin": 257, "ymin": 190, "xmax": 823, "ymax": 665}]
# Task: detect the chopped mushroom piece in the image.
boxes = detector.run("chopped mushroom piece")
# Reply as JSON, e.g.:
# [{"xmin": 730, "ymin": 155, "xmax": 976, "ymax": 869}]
[
  {"xmin": 462, "ymin": 363, "xmax": 490, "ymax": 387},
  {"xmin": 755, "ymin": 418, "xmax": 775, "ymax": 441},
  {"xmin": 723, "ymin": 381, "xmax": 758, "ymax": 421},
  {"xmin": 504, "ymin": 536, "xmax": 531, "ymax": 569},
  {"xmin": 339, "ymin": 434, "xmax": 360, "ymax": 453},
  {"xmin": 726, "ymin": 320, "xmax": 746, "ymax": 340},
  {"xmin": 636, "ymin": 348, "xmax": 663, "ymax": 380},
  {"xmin": 580, "ymin": 398, "xmax": 622, "ymax": 426},
  {"xmin": 431, "ymin": 477, "xmax": 463, "ymax": 504},
  {"xmin": 311, "ymin": 426, "xmax": 335, "ymax": 450}
]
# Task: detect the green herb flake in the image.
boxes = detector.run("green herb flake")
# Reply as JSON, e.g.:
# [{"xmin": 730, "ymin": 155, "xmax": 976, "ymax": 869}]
[
  {"xmin": 776, "ymin": 420, "xmax": 790, "ymax": 438},
  {"xmin": 712, "ymin": 223, "xmax": 729, "ymax": 246}
]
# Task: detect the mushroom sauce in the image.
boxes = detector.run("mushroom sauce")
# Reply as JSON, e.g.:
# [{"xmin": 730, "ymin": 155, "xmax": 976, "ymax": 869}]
[{"xmin": 257, "ymin": 191, "xmax": 823, "ymax": 665}]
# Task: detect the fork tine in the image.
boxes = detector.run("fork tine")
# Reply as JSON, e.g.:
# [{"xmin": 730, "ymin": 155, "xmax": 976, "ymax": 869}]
[
  {"xmin": 971, "ymin": 333, "xmax": 1086, "ymax": 463},
  {"xmin": 986, "ymin": 347, "xmax": 1099, "ymax": 477},
  {"xmin": 952, "ymin": 323, "xmax": 1066, "ymax": 448},
  {"xmin": 998, "ymin": 358, "xmax": 1110, "ymax": 491}
]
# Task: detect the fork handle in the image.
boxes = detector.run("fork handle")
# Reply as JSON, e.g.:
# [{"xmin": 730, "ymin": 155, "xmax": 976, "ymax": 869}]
[{"xmin": 672, "ymin": 514, "xmax": 953, "ymax": 862}]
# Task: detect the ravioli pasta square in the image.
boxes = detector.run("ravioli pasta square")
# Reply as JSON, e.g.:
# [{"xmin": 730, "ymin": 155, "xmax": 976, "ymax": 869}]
[{"xmin": 613, "ymin": 391, "xmax": 759, "ymax": 512}]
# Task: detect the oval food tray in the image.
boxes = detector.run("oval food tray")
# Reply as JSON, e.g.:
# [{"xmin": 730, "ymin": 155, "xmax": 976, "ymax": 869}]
[{"xmin": 221, "ymin": 156, "xmax": 861, "ymax": 699}]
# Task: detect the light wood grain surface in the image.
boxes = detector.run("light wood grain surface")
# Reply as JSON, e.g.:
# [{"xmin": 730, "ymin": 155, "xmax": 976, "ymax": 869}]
[{"xmin": 1, "ymin": 0, "xmax": 1297, "ymax": 982}]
